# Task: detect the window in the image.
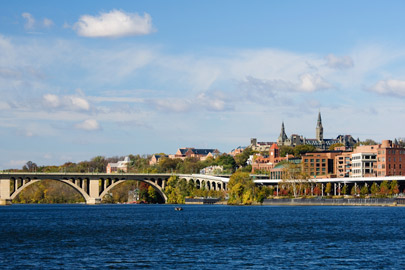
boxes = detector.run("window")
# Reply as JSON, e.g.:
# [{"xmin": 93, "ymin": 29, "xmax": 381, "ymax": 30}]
[
  {"xmin": 322, "ymin": 159, "xmax": 326, "ymax": 162},
  {"xmin": 316, "ymin": 159, "xmax": 320, "ymax": 162}
]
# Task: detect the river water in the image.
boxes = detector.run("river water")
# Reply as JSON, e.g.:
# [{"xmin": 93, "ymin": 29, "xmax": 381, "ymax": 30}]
[{"xmin": 0, "ymin": 204, "xmax": 404, "ymax": 269}]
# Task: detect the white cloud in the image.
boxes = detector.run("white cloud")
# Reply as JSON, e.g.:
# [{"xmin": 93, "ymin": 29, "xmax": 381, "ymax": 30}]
[
  {"xmin": 369, "ymin": 79, "xmax": 405, "ymax": 97},
  {"xmin": 197, "ymin": 92, "xmax": 230, "ymax": 111},
  {"xmin": 68, "ymin": 96, "xmax": 90, "ymax": 111},
  {"xmin": 22, "ymin": 12, "xmax": 35, "ymax": 29},
  {"xmin": 43, "ymin": 18, "xmax": 54, "ymax": 28},
  {"xmin": 42, "ymin": 94, "xmax": 90, "ymax": 111},
  {"xmin": 43, "ymin": 94, "xmax": 60, "ymax": 108},
  {"xmin": 75, "ymin": 119, "xmax": 100, "ymax": 131},
  {"xmin": 325, "ymin": 54, "xmax": 354, "ymax": 69},
  {"xmin": 73, "ymin": 10, "xmax": 154, "ymax": 38},
  {"xmin": 298, "ymin": 73, "xmax": 332, "ymax": 92}
]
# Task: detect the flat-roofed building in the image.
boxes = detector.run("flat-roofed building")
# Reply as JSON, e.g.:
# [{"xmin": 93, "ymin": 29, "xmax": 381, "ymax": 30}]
[
  {"xmin": 302, "ymin": 152, "xmax": 341, "ymax": 178},
  {"xmin": 375, "ymin": 140, "xmax": 405, "ymax": 176}
]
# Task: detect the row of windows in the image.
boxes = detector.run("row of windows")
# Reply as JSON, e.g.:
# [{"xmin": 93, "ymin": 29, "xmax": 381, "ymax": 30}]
[{"xmin": 304, "ymin": 159, "xmax": 326, "ymax": 162}]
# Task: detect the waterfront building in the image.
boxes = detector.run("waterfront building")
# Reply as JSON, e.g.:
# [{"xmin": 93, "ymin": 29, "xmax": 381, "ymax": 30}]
[
  {"xmin": 375, "ymin": 140, "xmax": 405, "ymax": 176},
  {"xmin": 334, "ymin": 152, "xmax": 352, "ymax": 178},
  {"xmin": 350, "ymin": 145, "xmax": 378, "ymax": 178},
  {"xmin": 302, "ymin": 151, "xmax": 342, "ymax": 178},
  {"xmin": 107, "ymin": 156, "xmax": 130, "ymax": 173}
]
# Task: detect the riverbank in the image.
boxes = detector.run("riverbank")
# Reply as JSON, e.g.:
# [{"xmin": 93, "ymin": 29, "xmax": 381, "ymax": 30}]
[
  {"xmin": 262, "ymin": 198, "xmax": 401, "ymax": 206},
  {"xmin": 185, "ymin": 197, "xmax": 405, "ymax": 206}
]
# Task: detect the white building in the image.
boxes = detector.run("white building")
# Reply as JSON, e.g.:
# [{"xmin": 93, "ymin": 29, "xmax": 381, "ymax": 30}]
[
  {"xmin": 106, "ymin": 157, "xmax": 130, "ymax": 173},
  {"xmin": 351, "ymin": 153, "xmax": 376, "ymax": 178}
]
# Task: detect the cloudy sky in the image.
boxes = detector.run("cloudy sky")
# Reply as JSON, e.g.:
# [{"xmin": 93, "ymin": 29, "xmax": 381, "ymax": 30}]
[{"xmin": 1, "ymin": 0, "xmax": 405, "ymax": 169}]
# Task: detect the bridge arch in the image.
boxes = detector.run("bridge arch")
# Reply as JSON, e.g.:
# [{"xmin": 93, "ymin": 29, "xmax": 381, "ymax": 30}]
[
  {"xmin": 99, "ymin": 178, "xmax": 167, "ymax": 203},
  {"xmin": 10, "ymin": 178, "xmax": 91, "ymax": 202}
]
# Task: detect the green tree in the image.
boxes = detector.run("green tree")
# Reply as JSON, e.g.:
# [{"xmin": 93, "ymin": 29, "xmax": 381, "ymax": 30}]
[
  {"xmin": 227, "ymin": 172, "xmax": 254, "ymax": 205},
  {"xmin": 325, "ymin": 182, "xmax": 332, "ymax": 196},
  {"xmin": 279, "ymin": 146, "xmax": 294, "ymax": 157},
  {"xmin": 341, "ymin": 185, "xmax": 348, "ymax": 195},
  {"xmin": 370, "ymin": 182, "xmax": 379, "ymax": 197},
  {"xmin": 293, "ymin": 145, "xmax": 316, "ymax": 158},
  {"xmin": 329, "ymin": 143, "xmax": 344, "ymax": 150},
  {"xmin": 360, "ymin": 185, "xmax": 369, "ymax": 196},
  {"xmin": 148, "ymin": 186, "xmax": 157, "ymax": 202}
]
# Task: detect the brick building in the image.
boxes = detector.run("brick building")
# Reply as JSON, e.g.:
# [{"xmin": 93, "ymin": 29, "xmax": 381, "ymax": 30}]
[
  {"xmin": 302, "ymin": 152, "xmax": 342, "ymax": 178},
  {"xmin": 375, "ymin": 140, "xmax": 405, "ymax": 176}
]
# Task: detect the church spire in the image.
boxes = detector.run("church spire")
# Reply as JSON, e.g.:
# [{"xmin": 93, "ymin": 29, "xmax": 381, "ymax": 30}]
[
  {"xmin": 316, "ymin": 111, "xmax": 323, "ymax": 141},
  {"xmin": 277, "ymin": 121, "xmax": 288, "ymax": 144}
]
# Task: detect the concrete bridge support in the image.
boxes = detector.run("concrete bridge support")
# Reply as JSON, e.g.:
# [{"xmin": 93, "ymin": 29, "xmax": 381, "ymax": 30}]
[{"xmin": 0, "ymin": 179, "xmax": 11, "ymax": 205}]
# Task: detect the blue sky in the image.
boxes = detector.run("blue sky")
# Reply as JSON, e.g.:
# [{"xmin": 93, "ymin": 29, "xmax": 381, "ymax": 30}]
[{"xmin": 1, "ymin": 0, "xmax": 405, "ymax": 169}]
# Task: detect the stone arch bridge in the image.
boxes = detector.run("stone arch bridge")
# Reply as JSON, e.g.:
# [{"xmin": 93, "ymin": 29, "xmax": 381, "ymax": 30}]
[{"xmin": 0, "ymin": 173, "xmax": 229, "ymax": 205}]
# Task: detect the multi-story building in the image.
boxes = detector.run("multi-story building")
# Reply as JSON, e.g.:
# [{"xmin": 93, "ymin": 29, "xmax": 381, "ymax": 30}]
[
  {"xmin": 351, "ymin": 152, "xmax": 377, "ymax": 177},
  {"xmin": 302, "ymin": 151, "xmax": 341, "ymax": 178},
  {"xmin": 335, "ymin": 152, "xmax": 352, "ymax": 178},
  {"xmin": 249, "ymin": 138, "xmax": 276, "ymax": 152},
  {"xmin": 252, "ymin": 143, "xmax": 293, "ymax": 173},
  {"xmin": 228, "ymin": 146, "xmax": 246, "ymax": 156},
  {"xmin": 375, "ymin": 140, "xmax": 405, "ymax": 176},
  {"xmin": 169, "ymin": 147, "xmax": 220, "ymax": 161},
  {"xmin": 277, "ymin": 112, "xmax": 358, "ymax": 150},
  {"xmin": 107, "ymin": 157, "xmax": 130, "ymax": 173}
]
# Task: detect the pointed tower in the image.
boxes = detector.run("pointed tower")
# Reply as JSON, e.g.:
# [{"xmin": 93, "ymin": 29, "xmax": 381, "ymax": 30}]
[
  {"xmin": 316, "ymin": 111, "xmax": 323, "ymax": 141},
  {"xmin": 277, "ymin": 122, "xmax": 288, "ymax": 145}
]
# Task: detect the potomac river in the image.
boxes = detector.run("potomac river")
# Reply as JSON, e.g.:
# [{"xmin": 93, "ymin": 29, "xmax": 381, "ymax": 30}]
[{"xmin": 0, "ymin": 204, "xmax": 404, "ymax": 269}]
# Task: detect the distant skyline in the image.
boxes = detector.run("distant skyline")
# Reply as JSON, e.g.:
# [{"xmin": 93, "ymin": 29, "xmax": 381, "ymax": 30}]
[{"xmin": 2, "ymin": 1, "xmax": 405, "ymax": 169}]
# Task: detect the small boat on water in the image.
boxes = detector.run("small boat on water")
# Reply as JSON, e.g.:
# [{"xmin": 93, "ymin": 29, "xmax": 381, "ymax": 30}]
[{"xmin": 174, "ymin": 207, "xmax": 183, "ymax": 211}]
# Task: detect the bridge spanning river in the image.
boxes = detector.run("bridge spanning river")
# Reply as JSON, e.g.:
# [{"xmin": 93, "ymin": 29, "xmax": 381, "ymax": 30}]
[
  {"xmin": 0, "ymin": 172, "xmax": 229, "ymax": 205},
  {"xmin": 1, "ymin": 172, "xmax": 405, "ymax": 205}
]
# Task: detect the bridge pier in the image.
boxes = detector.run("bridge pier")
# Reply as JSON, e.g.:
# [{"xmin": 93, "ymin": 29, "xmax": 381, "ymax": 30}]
[
  {"xmin": 88, "ymin": 179, "xmax": 101, "ymax": 205},
  {"xmin": 86, "ymin": 197, "xmax": 101, "ymax": 205},
  {"xmin": 0, "ymin": 179, "xmax": 11, "ymax": 205}
]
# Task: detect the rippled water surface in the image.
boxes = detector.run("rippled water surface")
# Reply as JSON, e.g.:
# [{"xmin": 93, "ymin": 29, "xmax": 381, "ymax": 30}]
[{"xmin": 0, "ymin": 204, "xmax": 404, "ymax": 269}]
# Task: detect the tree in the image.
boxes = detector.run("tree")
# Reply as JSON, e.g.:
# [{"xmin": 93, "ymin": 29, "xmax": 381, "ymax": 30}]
[
  {"xmin": 147, "ymin": 186, "xmax": 157, "ymax": 203},
  {"xmin": 379, "ymin": 181, "xmax": 389, "ymax": 196},
  {"xmin": 281, "ymin": 162, "xmax": 309, "ymax": 198},
  {"xmin": 22, "ymin": 161, "xmax": 38, "ymax": 172},
  {"xmin": 234, "ymin": 148, "xmax": 254, "ymax": 168},
  {"xmin": 293, "ymin": 145, "xmax": 316, "ymax": 158},
  {"xmin": 325, "ymin": 183, "xmax": 332, "ymax": 196},
  {"xmin": 227, "ymin": 172, "xmax": 254, "ymax": 205},
  {"xmin": 360, "ymin": 185, "xmax": 369, "ymax": 196},
  {"xmin": 279, "ymin": 146, "xmax": 294, "ymax": 157},
  {"xmin": 370, "ymin": 182, "xmax": 379, "ymax": 197},
  {"xmin": 215, "ymin": 154, "xmax": 236, "ymax": 173},
  {"xmin": 361, "ymin": 139, "xmax": 378, "ymax": 146},
  {"xmin": 351, "ymin": 185, "xmax": 360, "ymax": 196},
  {"xmin": 329, "ymin": 143, "xmax": 344, "ymax": 151},
  {"xmin": 390, "ymin": 180, "xmax": 399, "ymax": 196},
  {"xmin": 341, "ymin": 185, "xmax": 348, "ymax": 196}
]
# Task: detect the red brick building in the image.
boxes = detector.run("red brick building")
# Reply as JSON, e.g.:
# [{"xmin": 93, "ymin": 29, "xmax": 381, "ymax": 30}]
[{"xmin": 375, "ymin": 140, "xmax": 405, "ymax": 176}]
